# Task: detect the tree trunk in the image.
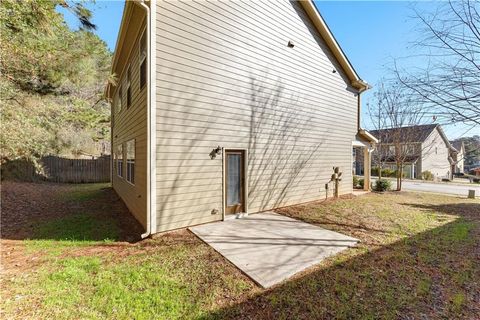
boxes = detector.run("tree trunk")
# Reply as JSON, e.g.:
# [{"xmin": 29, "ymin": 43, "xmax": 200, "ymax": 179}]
[
  {"xmin": 398, "ymin": 166, "xmax": 403, "ymax": 191},
  {"xmin": 396, "ymin": 162, "xmax": 402, "ymax": 191}
]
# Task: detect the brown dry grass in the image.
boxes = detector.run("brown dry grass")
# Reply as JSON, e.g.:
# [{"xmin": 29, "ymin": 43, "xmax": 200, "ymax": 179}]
[{"xmin": 1, "ymin": 182, "xmax": 479, "ymax": 319}]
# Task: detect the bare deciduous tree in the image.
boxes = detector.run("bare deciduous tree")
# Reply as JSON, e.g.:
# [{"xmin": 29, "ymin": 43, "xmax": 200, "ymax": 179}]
[
  {"xmin": 394, "ymin": 0, "xmax": 480, "ymax": 126},
  {"xmin": 368, "ymin": 80, "xmax": 431, "ymax": 191}
]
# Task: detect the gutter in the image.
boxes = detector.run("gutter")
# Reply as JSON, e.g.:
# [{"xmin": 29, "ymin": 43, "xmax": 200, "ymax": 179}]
[{"xmin": 134, "ymin": 0, "xmax": 154, "ymax": 239}]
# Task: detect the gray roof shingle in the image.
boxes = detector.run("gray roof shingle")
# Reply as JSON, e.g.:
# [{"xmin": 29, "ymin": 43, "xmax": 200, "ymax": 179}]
[{"xmin": 370, "ymin": 124, "xmax": 438, "ymax": 144}]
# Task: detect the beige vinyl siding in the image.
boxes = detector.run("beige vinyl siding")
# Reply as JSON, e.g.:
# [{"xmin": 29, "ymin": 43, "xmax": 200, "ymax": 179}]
[
  {"xmin": 154, "ymin": 0, "xmax": 358, "ymax": 232},
  {"xmin": 112, "ymin": 16, "xmax": 148, "ymax": 229},
  {"xmin": 420, "ymin": 129, "xmax": 451, "ymax": 179}
]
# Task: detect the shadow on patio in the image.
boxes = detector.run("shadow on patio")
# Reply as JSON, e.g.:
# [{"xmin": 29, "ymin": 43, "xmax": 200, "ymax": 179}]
[{"xmin": 200, "ymin": 199, "xmax": 480, "ymax": 319}]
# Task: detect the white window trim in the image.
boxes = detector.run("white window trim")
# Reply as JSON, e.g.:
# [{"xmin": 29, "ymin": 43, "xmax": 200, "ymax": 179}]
[
  {"xmin": 116, "ymin": 144, "xmax": 124, "ymax": 178},
  {"xmin": 117, "ymin": 85, "xmax": 122, "ymax": 113},
  {"xmin": 126, "ymin": 139, "xmax": 135, "ymax": 185}
]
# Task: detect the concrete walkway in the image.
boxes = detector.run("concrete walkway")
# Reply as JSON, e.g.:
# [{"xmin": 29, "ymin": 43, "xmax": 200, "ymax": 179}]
[{"xmin": 189, "ymin": 212, "xmax": 358, "ymax": 288}]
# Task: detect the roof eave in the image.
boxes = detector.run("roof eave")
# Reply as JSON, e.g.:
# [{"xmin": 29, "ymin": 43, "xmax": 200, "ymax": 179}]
[
  {"xmin": 299, "ymin": 0, "xmax": 369, "ymax": 92},
  {"xmin": 104, "ymin": 1, "xmax": 131, "ymax": 99},
  {"xmin": 433, "ymin": 125, "xmax": 454, "ymax": 150},
  {"xmin": 359, "ymin": 128, "xmax": 379, "ymax": 144}
]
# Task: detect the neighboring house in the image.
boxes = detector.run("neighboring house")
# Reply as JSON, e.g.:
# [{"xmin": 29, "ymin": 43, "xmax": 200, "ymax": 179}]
[
  {"xmin": 105, "ymin": 0, "xmax": 376, "ymax": 235},
  {"xmin": 367, "ymin": 124, "xmax": 455, "ymax": 180},
  {"xmin": 449, "ymin": 140, "xmax": 465, "ymax": 174}
]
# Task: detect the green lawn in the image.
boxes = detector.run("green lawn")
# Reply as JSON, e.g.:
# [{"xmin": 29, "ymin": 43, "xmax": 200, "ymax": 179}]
[{"xmin": 1, "ymin": 183, "xmax": 479, "ymax": 319}]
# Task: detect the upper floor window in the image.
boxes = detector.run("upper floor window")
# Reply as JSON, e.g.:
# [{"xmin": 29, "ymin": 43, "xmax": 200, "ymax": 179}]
[
  {"xmin": 402, "ymin": 144, "xmax": 414, "ymax": 154},
  {"xmin": 388, "ymin": 145, "xmax": 395, "ymax": 154},
  {"xmin": 139, "ymin": 30, "xmax": 147, "ymax": 90},
  {"xmin": 117, "ymin": 85, "xmax": 122, "ymax": 113},
  {"xmin": 126, "ymin": 139, "xmax": 135, "ymax": 184},
  {"xmin": 126, "ymin": 66, "xmax": 132, "ymax": 108}
]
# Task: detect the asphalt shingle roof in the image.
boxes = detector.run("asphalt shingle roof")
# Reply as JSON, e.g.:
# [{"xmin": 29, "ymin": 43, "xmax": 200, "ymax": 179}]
[{"xmin": 370, "ymin": 124, "xmax": 438, "ymax": 144}]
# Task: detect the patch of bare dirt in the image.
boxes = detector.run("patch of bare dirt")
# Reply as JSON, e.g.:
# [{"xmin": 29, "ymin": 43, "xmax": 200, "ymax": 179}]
[
  {"xmin": 1, "ymin": 181, "xmax": 145, "ymax": 274},
  {"xmin": 0, "ymin": 241, "xmax": 45, "ymax": 276},
  {"xmin": 1, "ymin": 181, "xmax": 143, "ymax": 241}
]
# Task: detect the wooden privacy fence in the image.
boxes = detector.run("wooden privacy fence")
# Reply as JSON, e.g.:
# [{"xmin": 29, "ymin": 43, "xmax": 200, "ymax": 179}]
[
  {"xmin": 1, "ymin": 155, "xmax": 111, "ymax": 183},
  {"xmin": 41, "ymin": 155, "xmax": 111, "ymax": 183}
]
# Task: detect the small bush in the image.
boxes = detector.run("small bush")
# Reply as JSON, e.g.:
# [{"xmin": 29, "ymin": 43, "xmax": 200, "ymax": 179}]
[
  {"xmin": 382, "ymin": 169, "xmax": 396, "ymax": 177},
  {"xmin": 353, "ymin": 175, "xmax": 359, "ymax": 187},
  {"xmin": 358, "ymin": 178, "xmax": 364, "ymax": 188},
  {"xmin": 422, "ymin": 171, "xmax": 434, "ymax": 181},
  {"xmin": 375, "ymin": 179, "xmax": 391, "ymax": 192},
  {"xmin": 371, "ymin": 167, "xmax": 398, "ymax": 178},
  {"xmin": 442, "ymin": 178, "xmax": 451, "ymax": 182}
]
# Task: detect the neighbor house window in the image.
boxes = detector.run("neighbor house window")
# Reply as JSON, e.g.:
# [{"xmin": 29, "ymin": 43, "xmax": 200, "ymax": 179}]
[
  {"xmin": 126, "ymin": 66, "xmax": 132, "ymax": 108},
  {"xmin": 116, "ymin": 144, "xmax": 123, "ymax": 178},
  {"xmin": 117, "ymin": 85, "xmax": 122, "ymax": 113},
  {"xmin": 139, "ymin": 30, "xmax": 147, "ymax": 89},
  {"xmin": 126, "ymin": 139, "xmax": 135, "ymax": 184},
  {"xmin": 389, "ymin": 145, "xmax": 395, "ymax": 154},
  {"xmin": 402, "ymin": 144, "xmax": 413, "ymax": 154}
]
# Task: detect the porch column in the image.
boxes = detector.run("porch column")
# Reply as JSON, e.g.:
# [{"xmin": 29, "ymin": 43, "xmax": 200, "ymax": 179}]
[{"xmin": 363, "ymin": 147, "xmax": 371, "ymax": 191}]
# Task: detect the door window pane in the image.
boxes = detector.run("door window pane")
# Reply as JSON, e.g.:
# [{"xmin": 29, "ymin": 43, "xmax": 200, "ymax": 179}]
[{"xmin": 227, "ymin": 154, "xmax": 241, "ymax": 206}]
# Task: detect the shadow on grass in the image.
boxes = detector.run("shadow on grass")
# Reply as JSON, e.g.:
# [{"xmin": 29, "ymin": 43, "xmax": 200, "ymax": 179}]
[
  {"xmin": 201, "ymin": 202, "xmax": 480, "ymax": 319},
  {"xmin": 1, "ymin": 182, "xmax": 144, "ymax": 243},
  {"xmin": 400, "ymin": 202, "xmax": 480, "ymax": 218}
]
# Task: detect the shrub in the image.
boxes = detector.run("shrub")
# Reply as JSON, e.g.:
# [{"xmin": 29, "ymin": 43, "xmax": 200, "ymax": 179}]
[
  {"xmin": 383, "ymin": 169, "xmax": 396, "ymax": 177},
  {"xmin": 353, "ymin": 175, "xmax": 359, "ymax": 187},
  {"xmin": 358, "ymin": 178, "xmax": 364, "ymax": 188},
  {"xmin": 372, "ymin": 167, "xmax": 398, "ymax": 178},
  {"xmin": 442, "ymin": 178, "xmax": 451, "ymax": 182},
  {"xmin": 375, "ymin": 179, "xmax": 391, "ymax": 192},
  {"xmin": 422, "ymin": 171, "xmax": 434, "ymax": 181}
]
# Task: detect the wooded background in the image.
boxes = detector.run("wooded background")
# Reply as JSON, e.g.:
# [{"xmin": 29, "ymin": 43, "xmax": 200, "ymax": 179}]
[{"xmin": 0, "ymin": 0, "xmax": 112, "ymax": 163}]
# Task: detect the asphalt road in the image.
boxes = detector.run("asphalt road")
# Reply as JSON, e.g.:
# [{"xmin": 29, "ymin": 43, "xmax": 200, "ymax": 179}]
[{"xmin": 382, "ymin": 179, "xmax": 480, "ymax": 198}]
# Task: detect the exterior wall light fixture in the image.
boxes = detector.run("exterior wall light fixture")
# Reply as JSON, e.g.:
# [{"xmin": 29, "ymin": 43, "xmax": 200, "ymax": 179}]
[
  {"xmin": 287, "ymin": 40, "xmax": 295, "ymax": 48},
  {"xmin": 209, "ymin": 146, "xmax": 222, "ymax": 159}
]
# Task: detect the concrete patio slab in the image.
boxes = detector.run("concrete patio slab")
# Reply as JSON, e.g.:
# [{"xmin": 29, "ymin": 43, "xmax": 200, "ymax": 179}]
[{"xmin": 189, "ymin": 212, "xmax": 358, "ymax": 288}]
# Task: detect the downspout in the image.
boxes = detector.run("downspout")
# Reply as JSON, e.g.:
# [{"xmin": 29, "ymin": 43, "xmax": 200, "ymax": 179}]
[
  {"xmin": 355, "ymin": 81, "xmax": 370, "ymax": 131},
  {"xmin": 357, "ymin": 93, "xmax": 361, "ymax": 131},
  {"xmin": 134, "ymin": 0, "xmax": 153, "ymax": 239}
]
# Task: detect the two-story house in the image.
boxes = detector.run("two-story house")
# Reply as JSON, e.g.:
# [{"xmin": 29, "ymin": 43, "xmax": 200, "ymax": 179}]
[
  {"xmin": 368, "ymin": 124, "xmax": 455, "ymax": 180},
  {"xmin": 105, "ymin": 0, "xmax": 377, "ymax": 236}
]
